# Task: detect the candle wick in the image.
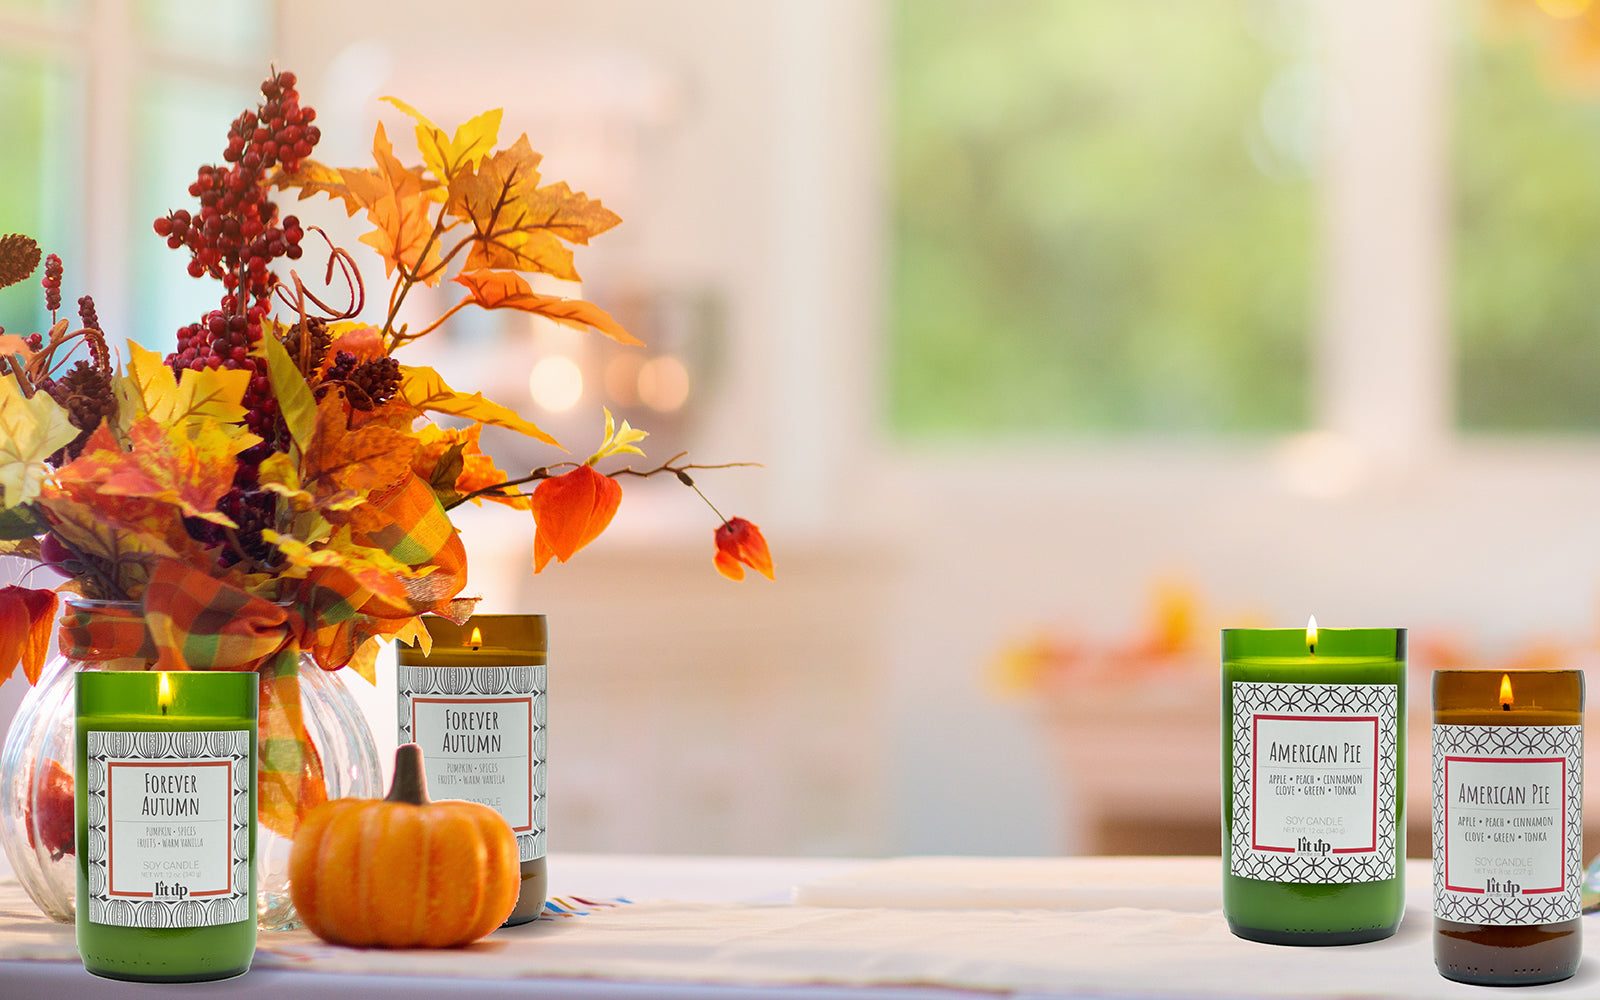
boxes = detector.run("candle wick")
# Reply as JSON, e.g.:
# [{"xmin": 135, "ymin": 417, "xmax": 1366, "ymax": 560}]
[{"xmin": 1501, "ymin": 703, "xmax": 1510, "ymax": 711}]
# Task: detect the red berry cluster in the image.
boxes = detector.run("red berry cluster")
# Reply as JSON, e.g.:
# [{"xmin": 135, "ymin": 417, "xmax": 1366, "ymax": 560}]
[
  {"xmin": 41, "ymin": 254, "xmax": 62, "ymax": 314},
  {"xmin": 77, "ymin": 295, "xmax": 100, "ymax": 332},
  {"xmin": 152, "ymin": 70, "xmax": 318, "ymax": 318},
  {"xmin": 154, "ymin": 70, "xmax": 322, "ymax": 446}
]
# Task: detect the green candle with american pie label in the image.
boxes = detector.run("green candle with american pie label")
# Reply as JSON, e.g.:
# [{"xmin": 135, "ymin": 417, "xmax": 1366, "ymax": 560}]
[
  {"xmin": 1221, "ymin": 621, "xmax": 1406, "ymax": 945},
  {"xmin": 396, "ymin": 614, "xmax": 547, "ymax": 925}
]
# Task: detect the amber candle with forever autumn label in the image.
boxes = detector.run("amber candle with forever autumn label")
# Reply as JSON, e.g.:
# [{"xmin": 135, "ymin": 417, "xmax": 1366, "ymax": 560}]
[
  {"xmin": 396, "ymin": 614, "xmax": 547, "ymax": 925},
  {"xmin": 1433, "ymin": 670, "xmax": 1582, "ymax": 986}
]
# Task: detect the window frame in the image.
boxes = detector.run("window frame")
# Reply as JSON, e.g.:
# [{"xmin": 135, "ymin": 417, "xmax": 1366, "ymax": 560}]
[{"xmin": 0, "ymin": 0, "xmax": 275, "ymax": 347}]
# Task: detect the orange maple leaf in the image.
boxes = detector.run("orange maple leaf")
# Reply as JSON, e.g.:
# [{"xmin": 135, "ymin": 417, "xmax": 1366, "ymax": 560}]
[
  {"xmin": 55, "ymin": 419, "xmax": 251, "ymax": 525},
  {"xmin": 528, "ymin": 465, "xmax": 621, "ymax": 571},
  {"xmin": 272, "ymin": 157, "xmax": 441, "ymax": 217},
  {"xmin": 412, "ymin": 424, "xmax": 529, "ymax": 510},
  {"xmin": 343, "ymin": 122, "xmax": 446, "ymax": 283},
  {"xmin": 445, "ymin": 134, "xmax": 620, "ymax": 281},
  {"xmin": 301, "ymin": 394, "xmax": 416, "ymax": 495},
  {"xmin": 452, "ymin": 270, "xmax": 640, "ymax": 346}
]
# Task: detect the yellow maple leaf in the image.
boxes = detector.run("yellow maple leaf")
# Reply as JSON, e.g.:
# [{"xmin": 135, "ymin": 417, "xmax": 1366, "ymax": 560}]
[
  {"xmin": 398, "ymin": 365, "xmax": 561, "ymax": 448},
  {"xmin": 124, "ymin": 341, "xmax": 250, "ymax": 426},
  {"xmin": 445, "ymin": 134, "xmax": 620, "ymax": 281},
  {"xmin": 0, "ymin": 377, "xmax": 78, "ymax": 508},
  {"xmin": 452, "ymin": 269, "xmax": 641, "ymax": 346},
  {"xmin": 381, "ymin": 98, "xmax": 502, "ymax": 195},
  {"xmin": 392, "ymin": 615, "xmax": 432, "ymax": 656}
]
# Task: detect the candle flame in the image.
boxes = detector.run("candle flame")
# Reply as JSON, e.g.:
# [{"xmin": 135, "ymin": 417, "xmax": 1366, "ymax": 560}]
[
  {"xmin": 158, "ymin": 672, "xmax": 173, "ymax": 714},
  {"xmin": 1500, "ymin": 673, "xmax": 1514, "ymax": 710},
  {"xmin": 1306, "ymin": 615, "xmax": 1318, "ymax": 655},
  {"xmin": 469, "ymin": 626, "xmax": 483, "ymax": 649}
]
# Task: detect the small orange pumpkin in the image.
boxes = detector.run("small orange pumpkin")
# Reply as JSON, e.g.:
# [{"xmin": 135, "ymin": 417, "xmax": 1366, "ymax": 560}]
[{"xmin": 288, "ymin": 743, "xmax": 519, "ymax": 947}]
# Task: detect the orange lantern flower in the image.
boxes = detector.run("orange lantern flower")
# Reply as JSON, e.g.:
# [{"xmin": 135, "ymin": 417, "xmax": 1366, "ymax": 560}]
[
  {"xmin": 529, "ymin": 465, "xmax": 622, "ymax": 571},
  {"xmin": 0, "ymin": 585, "xmax": 58, "ymax": 685},
  {"xmin": 713, "ymin": 517, "xmax": 774, "ymax": 581}
]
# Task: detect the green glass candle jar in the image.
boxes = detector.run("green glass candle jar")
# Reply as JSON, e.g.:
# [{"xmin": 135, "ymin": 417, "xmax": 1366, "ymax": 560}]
[
  {"xmin": 397, "ymin": 614, "xmax": 547, "ymax": 925},
  {"xmin": 75, "ymin": 670, "xmax": 257, "ymax": 983},
  {"xmin": 1221, "ymin": 623, "xmax": 1406, "ymax": 945},
  {"xmin": 1432, "ymin": 670, "xmax": 1582, "ymax": 986}
]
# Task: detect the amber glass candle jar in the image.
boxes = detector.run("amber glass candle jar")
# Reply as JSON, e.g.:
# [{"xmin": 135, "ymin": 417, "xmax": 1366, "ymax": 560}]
[
  {"xmin": 1432, "ymin": 670, "xmax": 1582, "ymax": 986},
  {"xmin": 396, "ymin": 615, "xmax": 547, "ymax": 925}
]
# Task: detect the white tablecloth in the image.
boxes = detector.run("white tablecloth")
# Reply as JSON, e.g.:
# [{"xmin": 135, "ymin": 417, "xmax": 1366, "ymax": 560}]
[{"xmin": 2, "ymin": 854, "xmax": 1597, "ymax": 999}]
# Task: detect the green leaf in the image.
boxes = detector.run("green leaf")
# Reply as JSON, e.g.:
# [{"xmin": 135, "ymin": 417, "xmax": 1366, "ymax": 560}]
[
  {"xmin": 0, "ymin": 503, "xmax": 47, "ymax": 540},
  {"xmin": 260, "ymin": 333, "xmax": 318, "ymax": 456}
]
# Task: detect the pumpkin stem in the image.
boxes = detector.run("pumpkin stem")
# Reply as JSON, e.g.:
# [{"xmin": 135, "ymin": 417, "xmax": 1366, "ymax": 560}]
[{"xmin": 386, "ymin": 743, "xmax": 433, "ymax": 806}]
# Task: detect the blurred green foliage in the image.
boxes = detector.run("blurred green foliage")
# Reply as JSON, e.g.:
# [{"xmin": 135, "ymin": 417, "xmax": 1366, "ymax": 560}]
[
  {"xmin": 889, "ymin": 0, "xmax": 1314, "ymax": 438},
  {"xmin": 0, "ymin": 55, "xmax": 77, "ymax": 337},
  {"xmin": 1454, "ymin": 12, "xmax": 1600, "ymax": 431}
]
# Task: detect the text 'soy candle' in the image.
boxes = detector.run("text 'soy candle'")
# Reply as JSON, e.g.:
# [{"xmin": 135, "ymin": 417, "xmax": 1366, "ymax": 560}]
[
  {"xmin": 74, "ymin": 670, "xmax": 257, "ymax": 982},
  {"xmin": 1221, "ymin": 620, "xmax": 1406, "ymax": 945},
  {"xmin": 1432, "ymin": 670, "xmax": 1583, "ymax": 986},
  {"xmin": 397, "ymin": 614, "xmax": 547, "ymax": 924}
]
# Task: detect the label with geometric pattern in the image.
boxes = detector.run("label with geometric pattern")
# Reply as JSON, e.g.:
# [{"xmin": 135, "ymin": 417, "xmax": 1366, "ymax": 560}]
[
  {"xmin": 83, "ymin": 729, "xmax": 252, "ymax": 928},
  {"xmin": 398, "ymin": 663, "xmax": 546, "ymax": 862},
  {"xmin": 1230, "ymin": 681, "xmax": 1398, "ymax": 883},
  {"xmin": 1432, "ymin": 723, "xmax": 1582, "ymax": 926}
]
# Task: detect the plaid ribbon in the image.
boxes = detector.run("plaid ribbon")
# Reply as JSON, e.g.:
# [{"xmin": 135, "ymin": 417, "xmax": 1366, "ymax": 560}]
[
  {"xmin": 58, "ymin": 561, "xmax": 327, "ymax": 838},
  {"xmin": 297, "ymin": 472, "xmax": 473, "ymax": 671},
  {"xmin": 56, "ymin": 473, "xmax": 472, "ymax": 835}
]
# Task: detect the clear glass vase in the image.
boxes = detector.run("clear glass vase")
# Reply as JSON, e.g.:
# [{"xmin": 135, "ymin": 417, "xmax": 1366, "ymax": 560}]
[{"xmin": 0, "ymin": 650, "xmax": 381, "ymax": 930}]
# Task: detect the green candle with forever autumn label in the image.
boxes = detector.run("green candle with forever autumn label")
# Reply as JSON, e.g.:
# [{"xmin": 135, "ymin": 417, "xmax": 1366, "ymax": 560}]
[
  {"xmin": 1221, "ymin": 621, "xmax": 1406, "ymax": 945},
  {"xmin": 75, "ymin": 670, "xmax": 257, "ymax": 983}
]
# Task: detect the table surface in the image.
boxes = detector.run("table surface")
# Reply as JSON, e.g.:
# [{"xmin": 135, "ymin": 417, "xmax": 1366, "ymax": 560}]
[{"xmin": 2, "ymin": 853, "xmax": 1598, "ymax": 1000}]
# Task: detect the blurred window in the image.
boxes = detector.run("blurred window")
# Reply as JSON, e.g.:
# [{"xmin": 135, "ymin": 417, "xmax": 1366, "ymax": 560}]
[
  {"xmin": 892, "ymin": 0, "xmax": 1600, "ymax": 443},
  {"xmin": 1454, "ymin": 1, "xmax": 1600, "ymax": 431},
  {"xmin": 889, "ymin": 0, "xmax": 1317, "ymax": 439},
  {"xmin": 0, "ymin": 0, "xmax": 267, "ymax": 348}
]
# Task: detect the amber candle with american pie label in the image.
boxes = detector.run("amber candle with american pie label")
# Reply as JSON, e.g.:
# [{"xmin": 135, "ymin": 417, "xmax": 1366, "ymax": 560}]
[{"xmin": 1432, "ymin": 670, "xmax": 1582, "ymax": 986}]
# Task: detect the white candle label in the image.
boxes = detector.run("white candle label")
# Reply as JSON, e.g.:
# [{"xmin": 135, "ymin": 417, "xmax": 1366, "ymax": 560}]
[
  {"xmin": 1432, "ymin": 724, "xmax": 1582, "ymax": 926},
  {"xmin": 398, "ymin": 664, "xmax": 546, "ymax": 862},
  {"xmin": 83, "ymin": 730, "xmax": 251, "ymax": 928},
  {"xmin": 1230, "ymin": 682, "xmax": 1398, "ymax": 883}
]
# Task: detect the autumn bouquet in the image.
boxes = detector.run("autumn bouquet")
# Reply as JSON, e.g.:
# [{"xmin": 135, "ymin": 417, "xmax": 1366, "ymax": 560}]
[{"xmin": 0, "ymin": 69, "xmax": 771, "ymax": 833}]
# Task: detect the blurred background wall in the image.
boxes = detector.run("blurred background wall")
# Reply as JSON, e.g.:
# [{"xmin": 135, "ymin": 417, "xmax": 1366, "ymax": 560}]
[{"xmin": 8, "ymin": 0, "xmax": 1600, "ymax": 859}]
